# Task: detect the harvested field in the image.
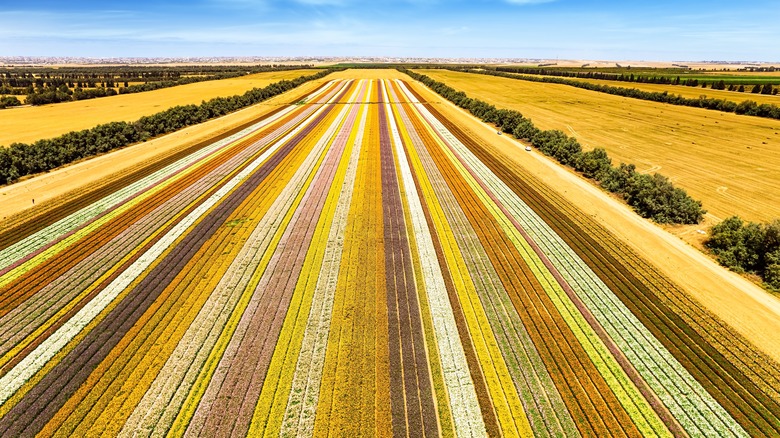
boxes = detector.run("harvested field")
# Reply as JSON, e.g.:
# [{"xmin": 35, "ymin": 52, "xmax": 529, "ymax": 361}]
[
  {"xmin": 0, "ymin": 72, "xmax": 778, "ymax": 436},
  {"xmin": 416, "ymin": 68, "xmax": 780, "ymax": 222},
  {"xmin": 502, "ymin": 72, "xmax": 780, "ymax": 106},
  {"xmin": 0, "ymin": 69, "xmax": 320, "ymax": 146}
]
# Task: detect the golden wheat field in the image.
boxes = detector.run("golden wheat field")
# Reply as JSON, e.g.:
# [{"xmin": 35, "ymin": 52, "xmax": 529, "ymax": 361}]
[
  {"xmin": 0, "ymin": 69, "xmax": 319, "ymax": 146},
  {"xmin": 516, "ymin": 74, "xmax": 780, "ymax": 106},
  {"xmin": 417, "ymin": 69, "xmax": 780, "ymax": 222}
]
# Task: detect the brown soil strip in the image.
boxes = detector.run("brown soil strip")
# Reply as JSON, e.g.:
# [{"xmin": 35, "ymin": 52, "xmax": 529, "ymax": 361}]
[{"xmin": 378, "ymin": 91, "xmax": 439, "ymax": 437}]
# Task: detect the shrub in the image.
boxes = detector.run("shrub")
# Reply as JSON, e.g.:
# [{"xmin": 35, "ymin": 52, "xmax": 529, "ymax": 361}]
[
  {"xmin": 706, "ymin": 217, "xmax": 780, "ymax": 288},
  {"xmin": 574, "ymin": 148, "xmax": 612, "ymax": 180},
  {"xmin": 0, "ymin": 96, "xmax": 22, "ymax": 109}
]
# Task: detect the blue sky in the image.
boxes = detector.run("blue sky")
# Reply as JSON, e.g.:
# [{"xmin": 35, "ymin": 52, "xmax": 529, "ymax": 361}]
[{"xmin": 1, "ymin": 0, "xmax": 778, "ymax": 61}]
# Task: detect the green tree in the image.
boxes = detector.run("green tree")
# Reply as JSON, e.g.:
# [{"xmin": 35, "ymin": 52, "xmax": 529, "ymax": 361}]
[
  {"xmin": 707, "ymin": 216, "xmax": 750, "ymax": 271},
  {"xmin": 575, "ymin": 148, "xmax": 612, "ymax": 180},
  {"xmin": 765, "ymin": 250, "xmax": 780, "ymax": 289},
  {"xmin": 0, "ymin": 95, "xmax": 21, "ymax": 109}
]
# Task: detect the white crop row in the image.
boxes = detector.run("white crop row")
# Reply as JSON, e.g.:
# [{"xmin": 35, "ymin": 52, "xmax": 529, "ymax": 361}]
[
  {"xmin": 382, "ymin": 79, "xmax": 487, "ymax": 438},
  {"xmin": 0, "ymin": 81, "xmax": 339, "ymax": 278},
  {"xmin": 0, "ymin": 81, "xmax": 345, "ymax": 410},
  {"xmin": 399, "ymin": 79, "xmax": 747, "ymax": 438}
]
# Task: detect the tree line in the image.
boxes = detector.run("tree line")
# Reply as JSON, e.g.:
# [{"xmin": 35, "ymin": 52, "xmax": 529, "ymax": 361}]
[
  {"xmin": 0, "ymin": 68, "xmax": 337, "ymax": 184},
  {"xmin": 451, "ymin": 68, "xmax": 780, "ymax": 121},
  {"xmin": 706, "ymin": 217, "xmax": 780, "ymax": 290},
  {"xmin": 0, "ymin": 96, "xmax": 21, "ymax": 109},
  {"xmin": 23, "ymin": 85, "xmax": 119, "ymax": 105},
  {"xmin": 1, "ymin": 65, "xmax": 313, "ymax": 107},
  {"xmin": 0, "ymin": 64, "xmax": 312, "ymax": 88},
  {"xmin": 494, "ymin": 66, "xmax": 779, "ymax": 93},
  {"xmin": 400, "ymin": 68, "xmax": 705, "ymax": 225}
]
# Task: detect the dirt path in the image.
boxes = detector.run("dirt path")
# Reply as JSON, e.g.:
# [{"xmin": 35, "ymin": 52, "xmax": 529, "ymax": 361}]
[{"xmin": 406, "ymin": 78, "xmax": 780, "ymax": 364}]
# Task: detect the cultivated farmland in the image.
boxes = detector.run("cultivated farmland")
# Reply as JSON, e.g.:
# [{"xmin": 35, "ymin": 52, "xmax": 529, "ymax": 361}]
[
  {"xmin": 416, "ymin": 68, "xmax": 780, "ymax": 223},
  {"xmin": 0, "ymin": 69, "xmax": 319, "ymax": 146},
  {"xmin": 1, "ymin": 72, "xmax": 779, "ymax": 436},
  {"xmin": 498, "ymin": 71, "xmax": 780, "ymax": 106}
]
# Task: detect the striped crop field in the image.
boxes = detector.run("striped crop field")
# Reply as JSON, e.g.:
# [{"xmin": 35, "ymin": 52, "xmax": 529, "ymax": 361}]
[{"xmin": 1, "ymin": 75, "xmax": 779, "ymax": 437}]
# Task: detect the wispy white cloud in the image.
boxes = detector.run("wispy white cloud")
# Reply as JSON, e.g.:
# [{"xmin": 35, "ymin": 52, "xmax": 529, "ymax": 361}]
[
  {"xmin": 1, "ymin": 1, "xmax": 779, "ymax": 60},
  {"xmin": 203, "ymin": 0, "xmax": 270, "ymax": 12},
  {"xmin": 504, "ymin": 0, "xmax": 556, "ymax": 5},
  {"xmin": 440, "ymin": 26, "xmax": 470, "ymax": 36},
  {"xmin": 292, "ymin": 0, "xmax": 350, "ymax": 5}
]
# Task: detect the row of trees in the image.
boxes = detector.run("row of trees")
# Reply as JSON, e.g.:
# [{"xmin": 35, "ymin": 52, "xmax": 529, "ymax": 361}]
[
  {"xmin": 456, "ymin": 68, "xmax": 780, "ymax": 121},
  {"xmin": 0, "ymin": 68, "xmax": 337, "ymax": 184},
  {"xmin": 24, "ymin": 84, "xmax": 131, "ymax": 105},
  {"xmin": 0, "ymin": 69, "xmax": 183, "ymax": 83},
  {"xmin": 494, "ymin": 66, "xmax": 779, "ymax": 92},
  {"xmin": 117, "ymin": 75, "xmax": 234, "ymax": 94},
  {"xmin": 401, "ymin": 68, "xmax": 705, "ymax": 224},
  {"xmin": 706, "ymin": 217, "xmax": 780, "ymax": 289},
  {"xmin": 497, "ymin": 66, "xmax": 664, "ymax": 82},
  {"xmin": 713, "ymin": 82, "xmax": 777, "ymax": 94},
  {"xmin": 25, "ymin": 87, "xmax": 75, "ymax": 105},
  {"xmin": 2, "ymin": 79, "xmax": 118, "ymax": 92},
  {"xmin": 0, "ymin": 64, "xmax": 311, "ymax": 87},
  {"xmin": 0, "ymin": 96, "xmax": 21, "ymax": 109},
  {"xmin": 3, "ymin": 65, "xmax": 314, "ymax": 107}
]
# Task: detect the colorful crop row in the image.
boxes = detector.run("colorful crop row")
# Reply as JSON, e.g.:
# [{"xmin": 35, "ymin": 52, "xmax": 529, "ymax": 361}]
[{"xmin": 0, "ymin": 76, "xmax": 776, "ymax": 437}]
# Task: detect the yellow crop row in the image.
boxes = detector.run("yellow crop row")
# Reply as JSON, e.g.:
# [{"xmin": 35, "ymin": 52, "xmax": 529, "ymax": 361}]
[
  {"xmin": 312, "ymin": 89, "xmax": 390, "ymax": 436},
  {"xmin": 365, "ymin": 93, "xmax": 391, "ymax": 437},
  {"xmin": 395, "ymin": 96, "xmax": 531, "ymax": 437},
  {"xmin": 365, "ymin": 84, "xmax": 392, "ymax": 438},
  {"xmin": 57, "ymin": 109, "xmax": 333, "ymax": 436},
  {"xmin": 165, "ymin": 87, "xmax": 349, "ymax": 437},
  {"xmin": 420, "ymin": 103, "xmax": 670, "ymax": 437},
  {"xmin": 249, "ymin": 83, "xmax": 363, "ymax": 436}
]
